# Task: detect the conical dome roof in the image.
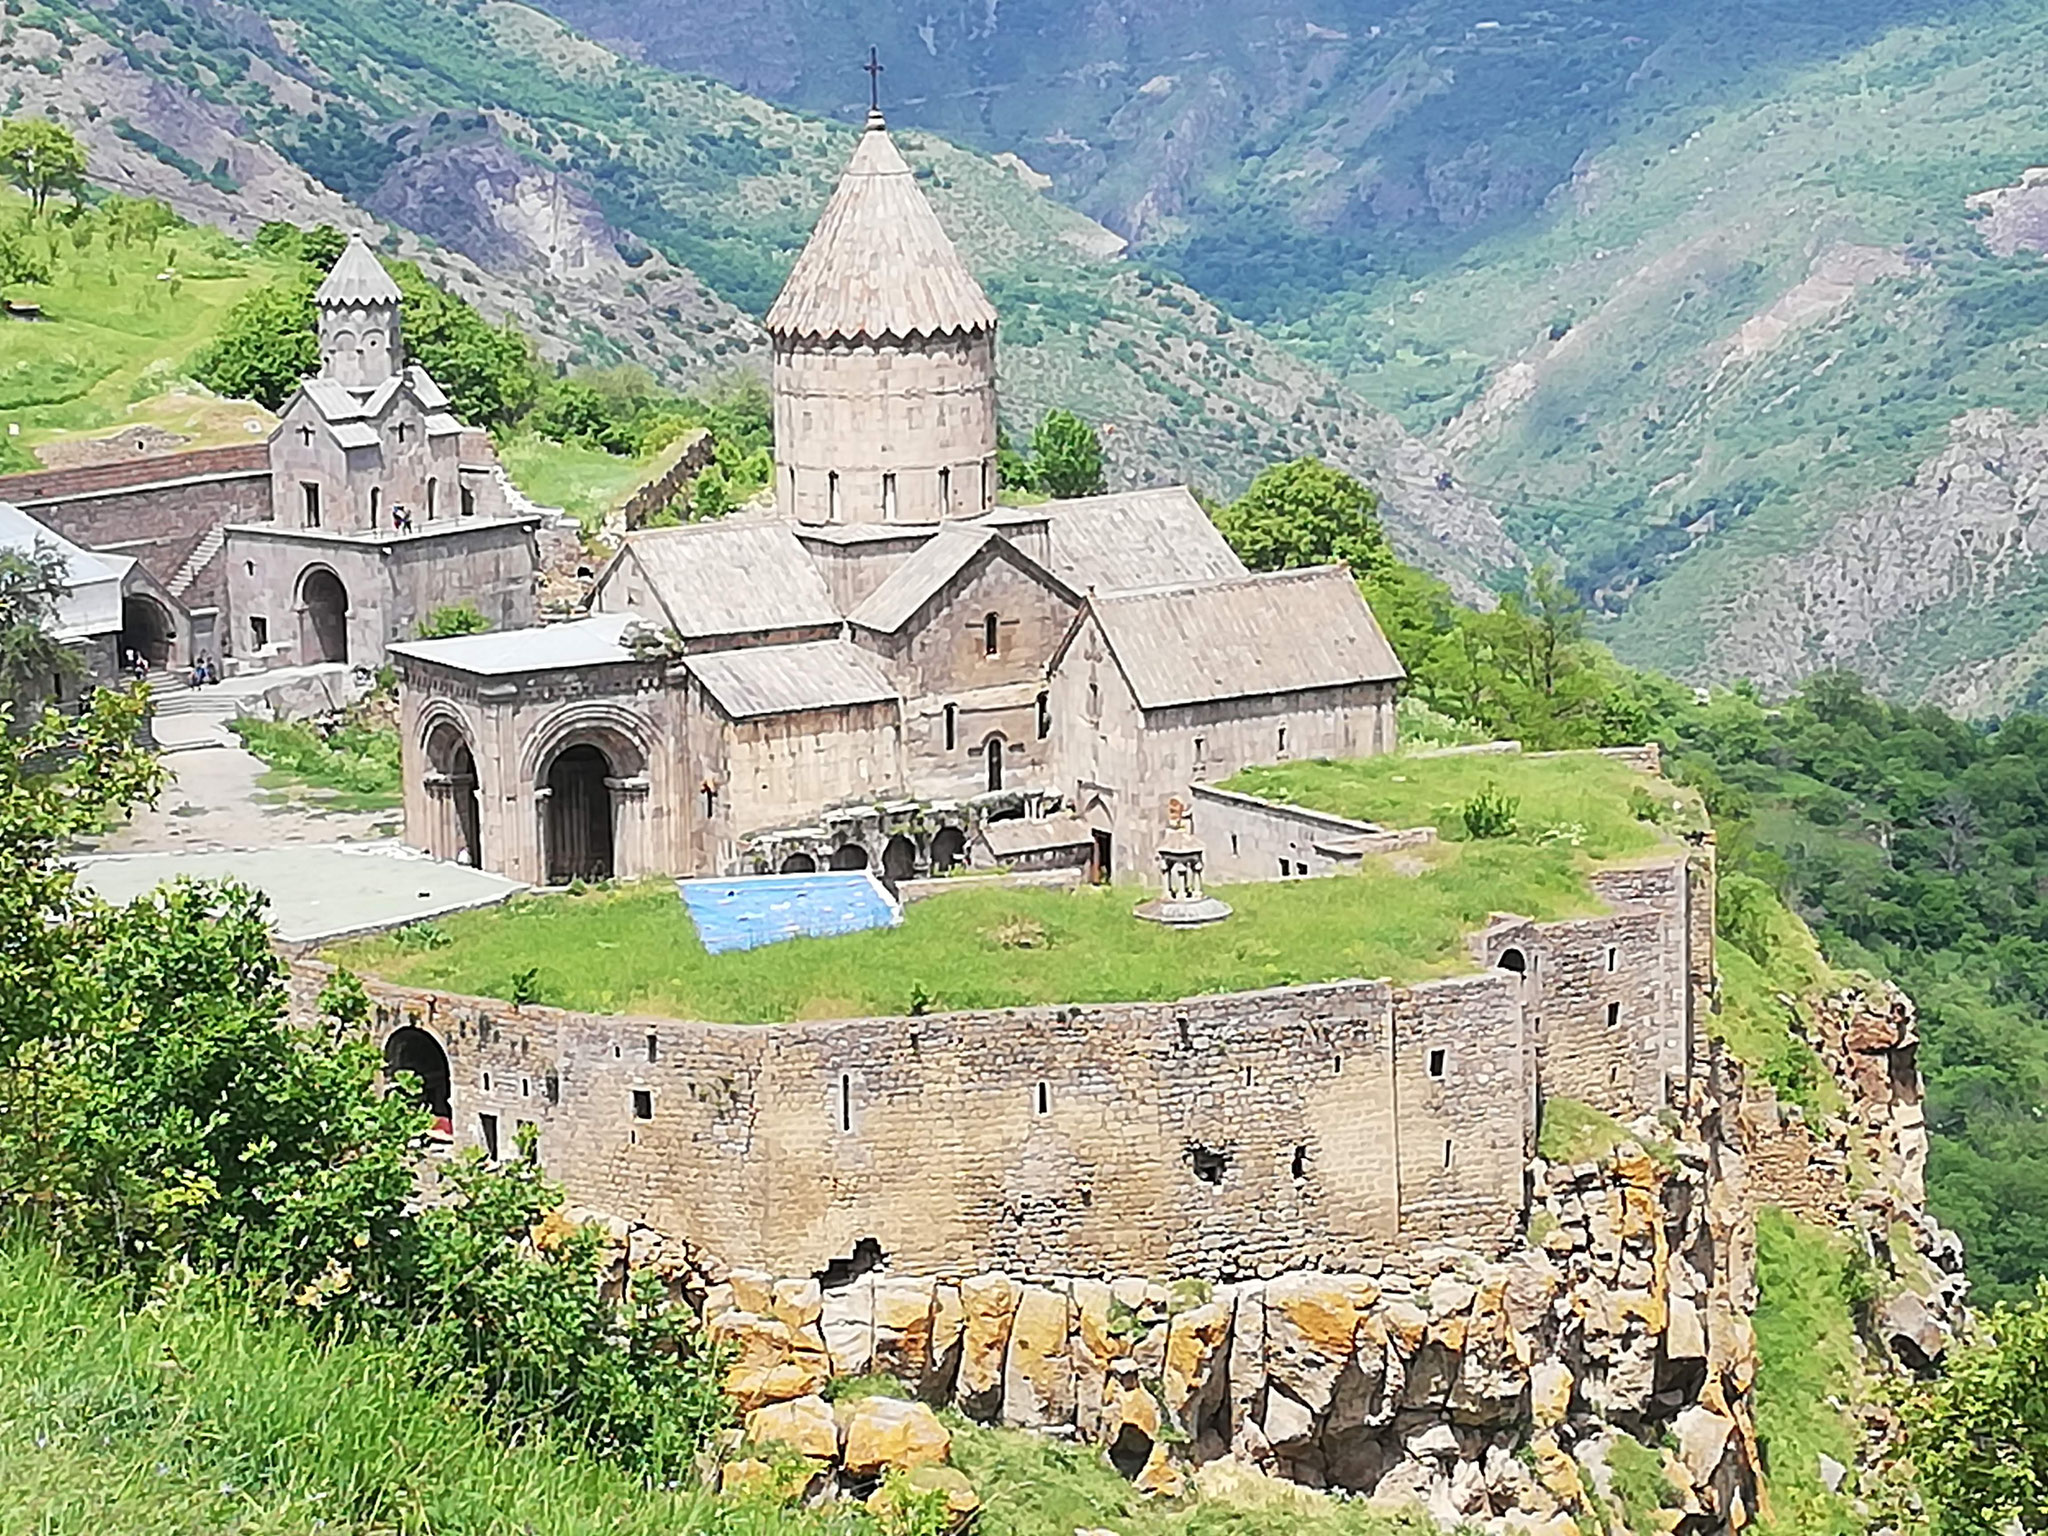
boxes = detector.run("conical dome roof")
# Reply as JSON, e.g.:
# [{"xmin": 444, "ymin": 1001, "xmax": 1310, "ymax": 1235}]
[
  {"xmin": 766, "ymin": 112, "xmax": 997, "ymax": 343},
  {"xmin": 316, "ymin": 233, "xmax": 403, "ymax": 309}
]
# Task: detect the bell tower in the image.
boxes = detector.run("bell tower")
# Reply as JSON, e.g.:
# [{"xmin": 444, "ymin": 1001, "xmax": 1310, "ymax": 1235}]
[{"xmin": 315, "ymin": 233, "xmax": 405, "ymax": 390}]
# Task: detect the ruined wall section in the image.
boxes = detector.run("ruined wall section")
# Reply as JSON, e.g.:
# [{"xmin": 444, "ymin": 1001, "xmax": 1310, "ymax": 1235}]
[{"xmin": 289, "ymin": 964, "xmax": 1533, "ymax": 1279}]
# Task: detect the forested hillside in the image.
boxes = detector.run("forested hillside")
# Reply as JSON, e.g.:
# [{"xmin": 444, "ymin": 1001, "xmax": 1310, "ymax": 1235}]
[{"xmin": 545, "ymin": 0, "xmax": 2048, "ymax": 710}]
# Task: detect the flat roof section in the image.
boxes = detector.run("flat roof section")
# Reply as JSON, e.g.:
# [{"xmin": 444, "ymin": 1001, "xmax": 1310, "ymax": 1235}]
[{"xmin": 73, "ymin": 842, "xmax": 526, "ymax": 945}]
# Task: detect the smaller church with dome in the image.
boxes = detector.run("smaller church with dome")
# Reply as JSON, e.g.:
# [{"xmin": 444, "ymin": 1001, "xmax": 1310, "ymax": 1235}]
[{"xmin": 389, "ymin": 109, "xmax": 1406, "ymax": 887}]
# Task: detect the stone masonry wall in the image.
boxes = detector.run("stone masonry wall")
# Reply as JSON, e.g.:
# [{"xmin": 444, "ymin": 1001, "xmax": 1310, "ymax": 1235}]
[{"xmin": 289, "ymin": 964, "xmax": 1532, "ymax": 1279}]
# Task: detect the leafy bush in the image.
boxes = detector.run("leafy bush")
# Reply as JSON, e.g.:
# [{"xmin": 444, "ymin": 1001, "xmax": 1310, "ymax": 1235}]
[
  {"xmin": 1460, "ymin": 782, "xmax": 1520, "ymax": 839},
  {"xmin": 417, "ymin": 602, "xmax": 491, "ymax": 639}
]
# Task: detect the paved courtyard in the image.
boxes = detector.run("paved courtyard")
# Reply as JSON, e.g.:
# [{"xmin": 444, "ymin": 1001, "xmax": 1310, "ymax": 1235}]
[{"xmin": 78, "ymin": 674, "xmax": 523, "ymax": 943}]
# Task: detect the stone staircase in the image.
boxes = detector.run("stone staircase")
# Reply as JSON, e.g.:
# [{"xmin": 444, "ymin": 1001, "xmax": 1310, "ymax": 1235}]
[{"xmin": 166, "ymin": 523, "xmax": 226, "ymax": 600}]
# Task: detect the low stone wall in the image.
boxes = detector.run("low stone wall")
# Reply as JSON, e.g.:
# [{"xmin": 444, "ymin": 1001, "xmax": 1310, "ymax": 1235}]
[
  {"xmin": 619, "ymin": 430, "xmax": 715, "ymax": 532},
  {"xmin": 895, "ymin": 867, "xmax": 1084, "ymax": 904},
  {"xmin": 1189, "ymin": 783, "xmax": 1438, "ymax": 883}
]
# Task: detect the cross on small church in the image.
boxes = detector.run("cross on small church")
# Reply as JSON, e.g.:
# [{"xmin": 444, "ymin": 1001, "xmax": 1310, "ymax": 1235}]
[
  {"xmin": 864, "ymin": 46, "xmax": 883, "ymax": 113},
  {"xmin": 392, "ymin": 421, "xmax": 410, "ymax": 443},
  {"xmin": 298, "ymin": 425, "xmax": 315, "ymax": 446}
]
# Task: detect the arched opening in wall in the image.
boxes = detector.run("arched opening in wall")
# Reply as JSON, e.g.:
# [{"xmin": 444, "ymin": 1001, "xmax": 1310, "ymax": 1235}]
[
  {"xmin": 929, "ymin": 825, "xmax": 965, "ymax": 875},
  {"xmin": 828, "ymin": 843, "xmax": 869, "ymax": 871},
  {"xmin": 298, "ymin": 567, "xmax": 350, "ymax": 664},
  {"xmin": 119, "ymin": 594, "xmax": 173, "ymax": 670},
  {"xmin": 426, "ymin": 477, "xmax": 438, "ymax": 522},
  {"xmin": 369, "ymin": 486, "xmax": 381, "ymax": 529},
  {"xmin": 780, "ymin": 851, "xmax": 818, "ymax": 874},
  {"xmin": 384, "ymin": 1026, "xmax": 452, "ymax": 1134},
  {"xmin": 1498, "ymin": 948, "xmax": 1527, "ymax": 977},
  {"xmin": 544, "ymin": 744, "xmax": 615, "ymax": 883},
  {"xmin": 424, "ymin": 718, "xmax": 483, "ymax": 868},
  {"xmin": 984, "ymin": 734, "xmax": 1005, "ymax": 792},
  {"xmin": 938, "ymin": 465, "xmax": 951, "ymax": 513},
  {"xmin": 881, "ymin": 833, "xmax": 917, "ymax": 889}
]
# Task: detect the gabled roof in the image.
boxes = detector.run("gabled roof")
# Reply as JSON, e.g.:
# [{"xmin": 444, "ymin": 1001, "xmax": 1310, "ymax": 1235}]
[
  {"xmin": 0, "ymin": 497, "xmax": 125, "ymax": 641},
  {"xmin": 977, "ymin": 814, "xmax": 1095, "ymax": 858},
  {"xmin": 764, "ymin": 112, "xmax": 997, "ymax": 343},
  {"xmin": 615, "ymin": 521, "xmax": 842, "ymax": 640},
  {"xmin": 315, "ymin": 233, "xmax": 403, "ymax": 309},
  {"xmin": 848, "ymin": 520, "xmax": 1080, "ymax": 634},
  {"xmin": 1034, "ymin": 487, "xmax": 1247, "ymax": 595},
  {"xmin": 688, "ymin": 641, "xmax": 899, "ymax": 720},
  {"xmin": 1071, "ymin": 566, "xmax": 1405, "ymax": 711}
]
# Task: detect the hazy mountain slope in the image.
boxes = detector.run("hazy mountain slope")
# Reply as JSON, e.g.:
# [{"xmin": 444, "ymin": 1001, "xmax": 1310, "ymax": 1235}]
[{"xmin": 0, "ymin": 0, "xmax": 1513, "ymax": 592}]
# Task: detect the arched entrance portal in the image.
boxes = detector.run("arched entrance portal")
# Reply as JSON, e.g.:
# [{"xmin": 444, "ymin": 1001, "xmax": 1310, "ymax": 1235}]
[
  {"xmin": 882, "ymin": 834, "xmax": 918, "ymax": 889},
  {"xmin": 780, "ymin": 852, "xmax": 818, "ymax": 874},
  {"xmin": 545, "ymin": 744, "xmax": 614, "ymax": 883},
  {"xmin": 424, "ymin": 719, "xmax": 483, "ymax": 868},
  {"xmin": 299, "ymin": 566, "xmax": 349, "ymax": 664},
  {"xmin": 385, "ymin": 1026, "xmax": 452, "ymax": 1135},
  {"xmin": 120, "ymin": 594, "xmax": 174, "ymax": 669},
  {"xmin": 828, "ymin": 843, "xmax": 869, "ymax": 871},
  {"xmin": 929, "ymin": 825, "xmax": 965, "ymax": 875},
  {"xmin": 985, "ymin": 735, "xmax": 1005, "ymax": 792}
]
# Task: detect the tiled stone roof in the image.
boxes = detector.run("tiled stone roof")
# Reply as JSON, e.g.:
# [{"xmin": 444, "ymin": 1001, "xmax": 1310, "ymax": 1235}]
[
  {"xmin": 314, "ymin": 233, "xmax": 403, "ymax": 309},
  {"xmin": 764, "ymin": 112, "xmax": 997, "ymax": 343}
]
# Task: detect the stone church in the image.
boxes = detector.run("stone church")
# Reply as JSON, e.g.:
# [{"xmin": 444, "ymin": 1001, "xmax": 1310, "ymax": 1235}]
[
  {"xmin": 392, "ymin": 109, "xmax": 1404, "ymax": 886},
  {"xmin": 0, "ymin": 236, "xmax": 541, "ymax": 678}
]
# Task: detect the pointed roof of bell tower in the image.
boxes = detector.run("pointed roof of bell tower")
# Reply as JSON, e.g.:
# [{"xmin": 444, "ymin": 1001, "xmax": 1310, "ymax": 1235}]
[
  {"xmin": 765, "ymin": 110, "xmax": 997, "ymax": 343},
  {"xmin": 315, "ymin": 233, "xmax": 403, "ymax": 309}
]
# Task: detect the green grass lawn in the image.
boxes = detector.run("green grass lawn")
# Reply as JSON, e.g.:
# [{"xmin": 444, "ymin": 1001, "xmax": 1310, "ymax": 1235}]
[
  {"xmin": 1223, "ymin": 749, "xmax": 1700, "ymax": 862},
  {"xmin": 229, "ymin": 717, "xmax": 403, "ymax": 813},
  {"xmin": 0, "ymin": 193, "xmax": 293, "ymax": 468},
  {"xmin": 334, "ymin": 838, "xmax": 1609, "ymax": 1022},
  {"xmin": 1750, "ymin": 1208, "xmax": 1864, "ymax": 1536},
  {"xmin": 0, "ymin": 1239, "xmax": 1416, "ymax": 1536},
  {"xmin": 496, "ymin": 430, "xmax": 665, "ymax": 532}
]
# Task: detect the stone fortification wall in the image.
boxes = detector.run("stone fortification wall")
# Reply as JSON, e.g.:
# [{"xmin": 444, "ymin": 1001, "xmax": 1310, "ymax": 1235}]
[
  {"xmin": 1188, "ymin": 783, "xmax": 1437, "ymax": 883},
  {"xmin": 0, "ymin": 446, "xmax": 272, "ymax": 612},
  {"xmin": 288, "ymin": 962, "xmax": 1532, "ymax": 1278}
]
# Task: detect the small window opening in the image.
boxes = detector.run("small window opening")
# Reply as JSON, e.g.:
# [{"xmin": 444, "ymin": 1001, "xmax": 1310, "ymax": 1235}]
[
  {"xmin": 981, "ymin": 457, "xmax": 992, "ymax": 508},
  {"xmin": 1428, "ymin": 1048, "xmax": 1447, "ymax": 1079},
  {"xmin": 479, "ymin": 1113, "xmax": 500, "ymax": 1161},
  {"xmin": 1443, "ymin": 1139, "xmax": 1454, "ymax": 1169},
  {"xmin": 1193, "ymin": 736, "xmax": 1206, "ymax": 773},
  {"xmin": 1230, "ymin": 833, "xmax": 1239, "ymax": 855},
  {"xmin": 828, "ymin": 470, "xmax": 841, "ymax": 521},
  {"xmin": 702, "ymin": 784, "xmax": 717, "ymax": 817},
  {"xmin": 1333, "ymin": 1055, "xmax": 1343, "ymax": 1075},
  {"xmin": 1611, "ymin": 1063, "xmax": 1621, "ymax": 1086},
  {"xmin": 612, "ymin": 1042, "xmax": 622, "ymax": 1059},
  {"xmin": 630, "ymin": 1089, "xmax": 652, "ymax": 1120},
  {"xmin": 481, "ymin": 1071, "xmax": 492, "ymax": 1092},
  {"xmin": 944, "ymin": 702, "xmax": 957, "ymax": 751},
  {"xmin": 369, "ymin": 486, "xmax": 381, "ymax": 528},
  {"xmin": 250, "ymin": 616, "xmax": 268, "ymax": 649},
  {"xmin": 1036, "ymin": 690, "xmax": 1050, "ymax": 739},
  {"xmin": 1291, "ymin": 1144, "xmax": 1308, "ymax": 1180},
  {"xmin": 813, "ymin": 1237, "xmax": 887, "ymax": 1290},
  {"xmin": 1087, "ymin": 681, "xmax": 1101, "ymax": 720},
  {"xmin": 302, "ymin": 482, "xmax": 321, "ymax": 528},
  {"xmin": 1606, "ymin": 946, "xmax": 1618, "ymax": 972},
  {"xmin": 545, "ymin": 1073, "xmax": 560, "ymax": 1105},
  {"xmin": 1035, "ymin": 1081, "xmax": 1050, "ymax": 1115},
  {"xmin": 839, "ymin": 1073, "xmax": 852, "ymax": 1132},
  {"xmin": 1277, "ymin": 724, "xmax": 1288, "ymax": 754},
  {"xmin": 520, "ymin": 1077, "xmax": 530, "ymax": 1097},
  {"xmin": 1243, "ymin": 1063, "xmax": 1254, "ymax": 1088},
  {"xmin": 1607, "ymin": 1001, "xmax": 1620, "ymax": 1028},
  {"xmin": 882, "ymin": 471, "xmax": 898, "ymax": 520},
  {"xmin": 1190, "ymin": 1145, "xmax": 1228, "ymax": 1185},
  {"xmin": 646, "ymin": 1032, "xmax": 658, "ymax": 1063},
  {"xmin": 983, "ymin": 611, "xmax": 999, "ymax": 657},
  {"xmin": 938, "ymin": 465, "xmax": 951, "ymax": 510},
  {"xmin": 1295, "ymin": 861, "xmax": 1310, "ymax": 876},
  {"xmin": 515, "ymin": 1119, "xmax": 535, "ymax": 1158},
  {"xmin": 1279, "ymin": 858, "xmax": 1292, "ymax": 879},
  {"xmin": 460, "ymin": 483, "xmax": 476, "ymax": 517}
]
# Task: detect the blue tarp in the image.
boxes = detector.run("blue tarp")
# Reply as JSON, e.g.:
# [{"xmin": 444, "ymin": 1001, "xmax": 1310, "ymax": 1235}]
[{"xmin": 677, "ymin": 871, "xmax": 903, "ymax": 955}]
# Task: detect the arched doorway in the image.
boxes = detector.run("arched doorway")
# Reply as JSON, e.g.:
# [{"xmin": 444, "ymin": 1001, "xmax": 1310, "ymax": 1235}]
[
  {"xmin": 929, "ymin": 825, "xmax": 965, "ymax": 875},
  {"xmin": 1498, "ymin": 948, "xmax": 1527, "ymax": 976},
  {"xmin": 882, "ymin": 833, "xmax": 918, "ymax": 889},
  {"xmin": 780, "ymin": 852, "xmax": 818, "ymax": 874},
  {"xmin": 299, "ymin": 567, "xmax": 349, "ymax": 664},
  {"xmin": 385, "ymin": 1026, "xmax": 452, "ymax": 1135},
  {"xmin": 984, "ymin": 735, "xmax": 1005, "ymax": 792},
  {"xmin": 120, "ymin": 594, "xmax": 174, "ymax": 670},
  {"xmin": 545, "ymin": 744, "xmax": 615, "ymax": 883},
  {"xmin": 828, "ymin": 843, "xmax": 869, "ymax": 871},
  {"xmin": 424, "ymin": 719, "xmax": 483, "ymax": 868}
]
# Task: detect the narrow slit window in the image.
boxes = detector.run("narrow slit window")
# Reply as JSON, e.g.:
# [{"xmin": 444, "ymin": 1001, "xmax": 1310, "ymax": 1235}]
[
  {"xmin": 1606, "ymin": 946, "xmax": 1618, "ymax": 972},
  {"xmin": 1443, "ymin": 1139, "xmax": 1453, "ymax": 1169},
  {"xmin": 1243, "ymin": 1063, "xmax": 1254, "ymax": 1088},
  {"xmin": 1607, "ymin": 1001, "xmax": 1620, "ymax": 1028},
  {"xmin": 479, "ymin": 1113, "xmax": 500, "ymax": 1161},
  {"xmin": 631, "ymin": 1090, "xmax": 652, "ymax": 1121},
  {"xmin": 881, "ymin": 471, "xmax": 897, "ymax": 520},
  {"xmin": 1036, "ymin": 691, "xmax": 1050, "ymax": 740},
  {"xmin": 983, "ymin": 612, "xmax": 1000, "ymax": 657},
  {"xmin": 646, "ymin": 1032, "xmax": 658, "ymax": 1064},
  {"xmin": 1427, "ymin": 1048, "xmax": 1447, "ymax": 1079},
  {"xmin": 839, "ymin": 1073, "xmax": 852, "ymax": 1133},
  {"xmin": 1277, "ymin": 724, "xmax": 1288, "ymax": 754},
  {"xmin": 944, "ymin": 703, "xmax": 957, "ymax": 751},
  {"xmin": 1291, "ymin": 1144, "xmax": 1308, "ymax": 1180},
  {"xmin": 1035, "ymin": 1081, "xmax": 1049, "ymax": 1116},
  {"xmin": 938, "ymin": 465, "xmax": 951, "ymax": 511}
]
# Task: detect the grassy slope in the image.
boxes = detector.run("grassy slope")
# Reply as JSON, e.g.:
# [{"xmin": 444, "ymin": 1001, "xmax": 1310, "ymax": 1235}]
[
  {"xmin": 1751, "ymin": 1209, "xmax": 1864, "ymax": 1536},
  {"xmin": 0, "ymin": 191, "xmax": 288, "ymax": 468},
  {"xmin": 495, "ymin": 431, "xmax": 664, "ymax": 530},
  {"xmin": 0, "ymin": 1241, "xmax": 1420, "ymax": 1536}
]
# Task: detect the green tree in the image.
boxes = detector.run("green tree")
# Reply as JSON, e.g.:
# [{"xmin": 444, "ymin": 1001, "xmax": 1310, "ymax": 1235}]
[
  {"xmin": 416, "ymin": 603, "xmax": 491, "ymax": 639},
  {"xmin": 389, "ymin": 260, "xmax": 540, "ymax": 427},
  {"xmin": 1213, "ymin": 457, "xmax": 1392, "ymax": 577},
  {"xmin": 996, "ymin": 426, "xmax": 1035, "ymax": 493},
  {"xmin": 1030, "ymin": 409, "xmax": 1106, "ymax": 499},
  {"xmin": 191, "ymin": 270, "xmax": 320, "ymax": 408},
  {"xmin": 0, "ymin": 118, "xmax": 88, "ymax": 216},
  {"xmin": 0, "ymin": 543, "xmax": 83, "ymax": 722},
  {"xmin": 1907, "ymin": 1285, "xmax": 2048, "ymax": 1534}
]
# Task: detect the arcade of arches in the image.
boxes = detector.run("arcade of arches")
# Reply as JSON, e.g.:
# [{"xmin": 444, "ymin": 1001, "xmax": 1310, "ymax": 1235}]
[{"xmin": 421, "ymin": 719, "xmax": 484, "ymax": 869}]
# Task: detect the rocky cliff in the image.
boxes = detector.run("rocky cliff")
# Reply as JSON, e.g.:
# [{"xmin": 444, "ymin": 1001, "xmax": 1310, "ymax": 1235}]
[{"xmin": 568, "ymin": 978, "xmax": 1963, "ymax": 1531}]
